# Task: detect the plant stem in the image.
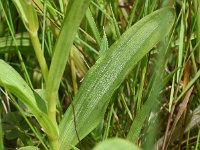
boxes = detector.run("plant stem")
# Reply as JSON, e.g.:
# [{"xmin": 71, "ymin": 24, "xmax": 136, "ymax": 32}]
[
  {"xmin": 196, "ymin": 1, "xmax": 200, "ymax": 63},
  {"xmin": 30, "ymin": 33, "xmax": 49, "ymax": 82},
  {"xmin": 48, "ymin": 135, "xmax": 60, "ymax": 150},
  {"xmin": 30, "ymin": 28, "xmax": 58, "ymax": 149}
]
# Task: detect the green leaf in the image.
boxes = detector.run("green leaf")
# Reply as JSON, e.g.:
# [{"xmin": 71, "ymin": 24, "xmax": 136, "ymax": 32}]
[
  {"xmin": 127, "ymin": 39, "xmax": 167, "ymax": 146},
  {"xmin": 86, "ymin": 8, "xmax": 101, "ymax": 46},
  {"xmin": 2, "ymin": 112, "xmax": 22, "ymax": 140},
  {"xmin": 59, "ymin": 7, "xmax": 175, "ymax": 149},
  {"xmin": 0, "ymin": 60, "xmax": 58, "ymax": 141},
  {"xmin": 99, "ymin": 29, "xmax": 108, "ymax": 55},
  {"xmin": 18, "ymin": 146, "xmax": 40, "ymax": 150},
  {"xmin": 46, "ymin": 0, "xmax": 92, "ymax": 127},
  {"xmin": 93, "ymin": 138, "xmax": 141, "ymax": 150}
]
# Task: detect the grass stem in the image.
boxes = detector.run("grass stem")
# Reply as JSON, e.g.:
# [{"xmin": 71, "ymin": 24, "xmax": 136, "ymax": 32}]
[{"xmin": 30, "ymin": 33, "xmax": 49, "ymax": 83}]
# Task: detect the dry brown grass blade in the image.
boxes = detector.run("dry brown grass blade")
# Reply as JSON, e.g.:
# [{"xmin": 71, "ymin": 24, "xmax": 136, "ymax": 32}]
[{"xmin": 165, "ymin": 86, "xmax": 194, "ymax": 149}]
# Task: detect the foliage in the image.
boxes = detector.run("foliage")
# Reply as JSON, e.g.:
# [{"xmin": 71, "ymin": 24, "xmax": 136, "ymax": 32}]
[{"xmin": 0, "ymin": 0, "xmax": 199, "ymax": 150}]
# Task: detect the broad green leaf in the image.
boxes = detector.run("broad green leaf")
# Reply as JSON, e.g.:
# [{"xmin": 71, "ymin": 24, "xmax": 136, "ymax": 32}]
[
  {"xmin": 59, "ymin": 8, "xmax": 175, "ymax": 149},
  {"xmin": 0, "ymin": 60, "xmax": 58, "ymax": 141},
  {"xmin": 93, "ymin": 138, "xmax": 141, "ymax": 150},
  {"xmin": 18, "ymin": 146, "xmax": 40, "ymax": 150},
  {"xmin": 46, "ymin": 0, "xmax": 92, "ymax": 127}
]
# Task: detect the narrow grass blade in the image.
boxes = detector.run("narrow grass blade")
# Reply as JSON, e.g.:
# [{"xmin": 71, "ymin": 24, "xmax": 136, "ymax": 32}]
[
  {"xmin": 166, "ymin": 86, "xmax": 194, "ymax": 149},
  {"xmin": 86, "ymin": 8, "xmax": 101, "ymax": 46},
  {"xmin": 102, "ymin": 104, "xmax": 114, "ymax": 140},
  {"xmin": 127, "ymin": 0, "xmax": 139, "ymax": 28},
  {"xmin": 0, "ymin": 113, "xmax": 3, "ymax": 150},
  {"xmin": 196, "ymin": 1, "xmax": 200, "ymax": 63},
  {"xmin": 176, "ymin": 5, "xmax": 186, "ymax": 82},
  {"xmin": 59, "ymin": 8, "xmax": 175, "ymax": 149},
  {"xmin": 99, "ymin": 29, "xmax": 108, "ymax": 54},
  {"xmin": 127, "ymin": 39, "xmax": 169, "ymax": 142},
  {"xmin": 46, "ymin": 0, "xmax": 92, "ymax": 126},
  {"xmin": 0, "ymin": 60, "xmax": 58, "ymax": 141},
  {"xmin": 195, "ymin": 128, "xmax": 200, "ymax": 150},
  {"xmin": 93, "ymin": 138, "xmax": 141, "ymax": 150},
  {"xmin": 109, "ymin": 4, "xmax": 121, "ymax": 38}
]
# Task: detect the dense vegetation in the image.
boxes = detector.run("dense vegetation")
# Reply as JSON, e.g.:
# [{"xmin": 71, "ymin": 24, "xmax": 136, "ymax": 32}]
[{"xmin": 0, "ymin": 0, "xmax": 199, "ymax": 150}]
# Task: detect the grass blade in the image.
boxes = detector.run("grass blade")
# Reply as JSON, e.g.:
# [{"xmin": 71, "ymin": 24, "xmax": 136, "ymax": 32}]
[
  {"xmin": 0, "ymin": 113, "xmax": 3, "ymax": 150},
  {"xmin": 126, "ymin": 39, "xmax": 171, "ymax": 142},
  {"xmin": 165, "ymin": 86, "xmax": 194, "ymax": 149},
  {"xmin": 45, "ymin": 0, "xmax": 92, "ymax": 127},
  {"xmin": 59, "ymin": 8, "xmax": 175, "ymax": 149},
  {"xmin": 195, "ymin": 1, "xmax": 200, "ymax": 63},
  {"xmin": 86, "ymin": 8, "xmax": 101, "ymax": 46}
]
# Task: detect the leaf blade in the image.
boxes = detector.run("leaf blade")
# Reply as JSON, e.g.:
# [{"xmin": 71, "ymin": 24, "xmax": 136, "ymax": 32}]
[
  {"xmin": 93, "ymin": 138, "xmax": 141, "ymax": 150},
  {"xmin": 59, "ymin": 8, "xmax": 175, "ymax": 149},
  {"xmin": 46, "ymin": 0, "xmax": 92, "ymax": 126},
  {"xmin": 0, "ymin": 60, "xmax": 58, "ymax": 141}
]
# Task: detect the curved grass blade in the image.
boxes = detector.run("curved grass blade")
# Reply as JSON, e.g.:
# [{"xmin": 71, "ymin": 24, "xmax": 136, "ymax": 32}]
[
  {"xmin": 59, "ymin": 8, "xmax": 175, "ymax": 149},
  {"xmin": 0, "ymin": 60, "xmax": 58, "ymax": 142}
]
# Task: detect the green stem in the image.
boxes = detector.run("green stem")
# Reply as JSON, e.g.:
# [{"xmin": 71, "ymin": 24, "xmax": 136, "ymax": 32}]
[
  {"xmin": 30, "ymin": 33, "xmax": 49, "ymax": 82},
  {"xmin": 47, "ymin": 93, "xmax": 59, "ymax": 149},
  {"xmin": 47, "ymin": 96, "xmax": 60, "ymax": 149},
  {"xmin": 47, "ymin": 92, "xmax": 59, "ymax": 132},
  {"xmin": 196, "ymin": 1, "xmax": 200, "ymax": 63},
  {"xmin": 49, "ymin": 135, "xmax": 60, "ymax": 150},
  {"xmin": 30, "ymin": 33, "xmax": 59, "ymax": 149}
]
